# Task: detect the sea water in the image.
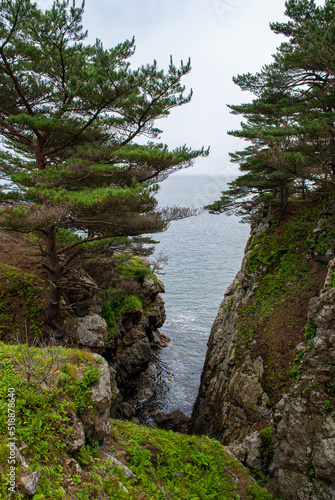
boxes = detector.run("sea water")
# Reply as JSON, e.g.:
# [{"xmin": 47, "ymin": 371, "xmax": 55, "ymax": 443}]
[{"xmin": 142, "ymin": 174, "xmax": 250, "ymax": 417}]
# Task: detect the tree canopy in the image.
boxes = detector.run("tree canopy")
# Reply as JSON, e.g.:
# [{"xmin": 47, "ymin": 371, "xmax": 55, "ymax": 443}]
[
  {"xmin": 0, "ymin": 0, "xmax": 207, "ymax": 333},
  {"xmin": 207, "ymin": 0, "xmax": 335, "ymax": 218}
]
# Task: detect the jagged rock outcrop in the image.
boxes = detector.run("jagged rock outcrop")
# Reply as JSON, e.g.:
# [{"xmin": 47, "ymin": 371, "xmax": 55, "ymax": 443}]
[
  {"xmin": 190, "ymin": 212, "xmax": 272, "ymax": 441},
  {"xmin": 107, "ymin": 277, "xmax": 166, "ymax": 401},
  {"xmin": 81, "ymin": 354, "xmax": 118, "ymax": 442},
  {"xmin": 59, "ymin": 255, "xmax": 167, "ymax": 415},
  {"xmin": 271, "ymin": 259, "xmax": 335, "ymax": 499}
]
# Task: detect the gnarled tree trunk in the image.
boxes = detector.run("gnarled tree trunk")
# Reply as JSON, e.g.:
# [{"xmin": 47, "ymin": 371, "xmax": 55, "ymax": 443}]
[{"xmin": 43, "ymin": 225, "xmax": 65, "ymax": 337}]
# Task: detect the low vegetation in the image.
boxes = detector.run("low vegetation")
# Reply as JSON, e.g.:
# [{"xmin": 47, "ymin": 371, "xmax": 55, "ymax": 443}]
[
  {"xmin": 0, "ymin": 341, "xmax": 272, "ymax": 500},
  {"xmin": 235, "ymin": 202, "xmax": 331, "ymax": 406}
]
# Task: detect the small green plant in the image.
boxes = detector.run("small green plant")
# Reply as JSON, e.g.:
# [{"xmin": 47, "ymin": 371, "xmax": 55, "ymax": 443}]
[
  {"xmin": 304, "ymin": 320, "xmax": 316, "ymax": 340},
  {"xmin": 307, "ymin": 464, "xmax": 315, "ymax": 476},
  {"xmin": 101, "ymin": 293, "xmax": 142, "ymax": 336},
  {"xmin": 329, "ymin": 268, "xmax": 335, "ymax": 288},
  {"xmin": 259, "ymin": 427, "xmax": 274, "ymax": 469},
  {"xmin": 324, "ymin": 400, "xmax": 334, "ymax": 411},
  {"xmin": 225, "ymin": 297, "xmax": 234, "ymax": 312}
]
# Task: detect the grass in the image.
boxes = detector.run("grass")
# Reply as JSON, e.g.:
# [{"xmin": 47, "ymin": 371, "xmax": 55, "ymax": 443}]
[{"xmin": 0, "ymin": 341, "xmax": 273, "ymax": 499}]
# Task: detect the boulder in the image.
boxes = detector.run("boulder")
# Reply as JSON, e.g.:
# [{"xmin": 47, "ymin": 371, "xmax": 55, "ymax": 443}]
[
  {"xmin": 19, "ymin": 471, "xmax": 40, "ymax": 497},
  {"xmin": 152, "ymin": 410, "xmax": 190, "ymax": 434},
  {"xmin": 76, "ymin": 314, "xmax": 108, "ymax": 349}
]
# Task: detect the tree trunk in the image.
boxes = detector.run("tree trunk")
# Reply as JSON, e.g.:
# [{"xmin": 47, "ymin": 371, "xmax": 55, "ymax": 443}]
[
  {"xmin": 279, "ymin": 183, "xmax": 288, "ymax": 216},
  {"xmin": 43, "ymin": 226, "xmax": 65, "ymax": 337}
]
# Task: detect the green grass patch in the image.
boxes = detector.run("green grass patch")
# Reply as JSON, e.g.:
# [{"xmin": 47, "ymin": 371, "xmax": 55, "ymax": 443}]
[
  {"xmin": 111, "ymin": 420, "xmax": 273, "ymax": 499},
  {"xmin": 0, "ymin": 341, "xmax": 273, "ymax": 499}
]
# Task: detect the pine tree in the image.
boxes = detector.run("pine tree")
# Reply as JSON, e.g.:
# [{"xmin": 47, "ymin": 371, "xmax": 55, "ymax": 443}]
[
  {"xmin": 208, "ymin": 0, "xmax": 335, "ymax": 217},
  {"xmin": 0, "ymin": 0, "xmax": 207, "ymax": 334}
]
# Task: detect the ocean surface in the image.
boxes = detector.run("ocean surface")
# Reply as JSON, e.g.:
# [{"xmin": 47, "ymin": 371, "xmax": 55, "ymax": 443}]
[{"xmin": 140, "ymin": 174, "xmax": 250, "ymax": 418}]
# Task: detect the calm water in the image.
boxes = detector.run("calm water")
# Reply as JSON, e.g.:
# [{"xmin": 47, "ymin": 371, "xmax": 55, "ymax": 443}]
[{"xmin": 142, "ymin": 174, "xmax": 250, "ymax": 417}]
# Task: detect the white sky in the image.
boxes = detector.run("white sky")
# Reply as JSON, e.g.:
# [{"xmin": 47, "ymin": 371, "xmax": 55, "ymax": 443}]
[{"xmin": 37, "ymin": 0, "xmax": 323, "ymax": 176}]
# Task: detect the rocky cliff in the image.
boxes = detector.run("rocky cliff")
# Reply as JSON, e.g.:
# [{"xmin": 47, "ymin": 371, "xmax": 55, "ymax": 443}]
[
  {"xmin": 0, "ymin": 232, "xmax": 167, "ymax": 417},
  {"xmin": 190, "ymin": 202, "xmax": 335, "ymax": 499}
]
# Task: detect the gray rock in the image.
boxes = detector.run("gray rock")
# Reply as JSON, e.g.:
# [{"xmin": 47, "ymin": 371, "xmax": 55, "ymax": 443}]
[
  {"xmin": 82, "ymin": 354, "xmax": 114, "ymax": 442},
  {"xmin": 76, "ymin": 314, "xmax": 108, "ymax": 348},
  {"xmin": 152, "ymin": 410, "xmax": 190, "ymax": 434},
  {"xmin": 142, "ymin": 276, "xmax": 165, "ymax": 295},
  {"xmin": 90, "ymin": 354, "xmax": 112, "ymax": 413},
  {"xmin": 100, "ymin": 452, "xmax": 136, "ymax": 479},
  {"xmin": 19, "ymin": 471, "xmax": 40, "ymax": 496},
  {"xmin": 272, "ymin": 259, "xmax": 335, "ymax": 499},
  {"xmin": 68, "ymin": 417, "xmax": 85, "ymax": 453},
  {"xmin": 243, "ymin": 431, "xmax": 263, "ymax": 470}
]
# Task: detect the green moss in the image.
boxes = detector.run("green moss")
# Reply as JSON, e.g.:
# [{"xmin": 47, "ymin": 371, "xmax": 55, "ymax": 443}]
[
  {"xmin": 259, "ymin": 427, "xmax": 274, "ymax": 469},
  {"xmin": 304, "ymin": 320, "xmax": 316, "ymax": 340},
  {"xmin": 100, "ymin": 254, "xmax": 159, "ymax": 338},
  {"xmin": 115, "ymin": 254, "xmax": 153, "ymax": 283},
  {"xmin": 235, "ymin": 203, "xmax": 329, "ymax": 405},
  {"xmin": 101, "ymin": 294, "xmax": 142, "ymax": 337},
  {"xmin": 329, "ymin": 268, "xmax": 335, "ymax": 288}
]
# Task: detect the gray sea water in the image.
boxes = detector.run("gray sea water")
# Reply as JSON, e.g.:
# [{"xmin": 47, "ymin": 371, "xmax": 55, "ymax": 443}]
[{"xmin": 142, "ymin": 174, "xmax": 250, "ymax": 417}]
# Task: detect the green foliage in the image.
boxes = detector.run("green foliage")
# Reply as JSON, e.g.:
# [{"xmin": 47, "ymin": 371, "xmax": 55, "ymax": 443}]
[
  {"xmin": 101, "ymin": 294, "xmax": 142, "ymax": 336},
  {"xmin": 112, "ymin": 420, "xmax": 273, "ymax": 499},
  {"xmin": 304, "ymin": 320, "xmax": 316, "ymax": 340},
  {"xmin": 0, "ymin": 342, "xmax": 272, "ymax": 499},
  {"xmin": 0, "ymin": 341, "xmax": 103, "ymax": 498},
  {"xmin": 247, "ymin": 483, "xmax": 274, "ymax": 500},
  {"xmin": 324, "ymin": 400, "xmax": 334, "ymax": 412},
  {"xmin": 100, "ymin": 254, "xmax": 159, "ymax": 337},
  {"xmin": 259, "ymin": 427, "xmax": 274, "ymax": 469},
  {"xmin": 329, "ymin": 269, "xmax": 335, "ymax": 288},
  {"xmin": 208, "ymin": 0, "xmax": 335, "ymax": 217},
  {"xmin": 115, "ymin": 255, "xmax": 153, "ymax": 283}
]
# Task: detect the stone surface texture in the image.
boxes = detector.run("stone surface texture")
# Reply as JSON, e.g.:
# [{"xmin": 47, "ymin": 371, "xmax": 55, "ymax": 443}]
[
  {"xmin": 271, "ymin": 259, "xmax": 335, "ymax": 499},
  {"xmin": 190, "ymin": 206, "xmax": 335, "ymax": 499},
  {"xmin": 190, "ymin": 212, "xmax": 273, "ymax": 442}
]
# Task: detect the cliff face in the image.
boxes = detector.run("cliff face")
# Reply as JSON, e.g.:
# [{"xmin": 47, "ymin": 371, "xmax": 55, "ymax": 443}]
[
  {"xmin": 190, "ymin": 212, "xmax": 273, "ymax": 442},
  {"xmin": 190, "ymin": 202, "xmax": 335, "ymax": 499},
  {"xmin": 272, "ymin": 259, "xmax": 335, "ymax": 499}
]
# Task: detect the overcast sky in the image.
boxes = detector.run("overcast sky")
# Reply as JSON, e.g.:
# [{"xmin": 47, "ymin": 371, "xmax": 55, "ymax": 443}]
[{"xmin": 38, "ymin": 0, "xmax": 320, "ymax": 176}]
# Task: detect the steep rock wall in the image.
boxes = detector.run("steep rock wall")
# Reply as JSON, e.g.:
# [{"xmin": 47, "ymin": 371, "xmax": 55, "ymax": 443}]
[
  {"xmin": 271, "ymin": 259, "xmax": 335, "ymax": 499},
  {"xmin": 190, "ymin": 212, "xmax": 273, "ymax": 441},
  {"xmin": 190, "ymin": 203, "xmax": 335, "ymax": 499}
]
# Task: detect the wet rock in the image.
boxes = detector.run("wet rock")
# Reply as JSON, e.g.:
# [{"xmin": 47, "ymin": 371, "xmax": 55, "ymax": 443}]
[
  {"xmin": 152, "ymin": 410, "xmax": 190, "ymax": 434},
  {"xmin": 117, "ymin": 402, "xmax": 134, "ymax": 420}
]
